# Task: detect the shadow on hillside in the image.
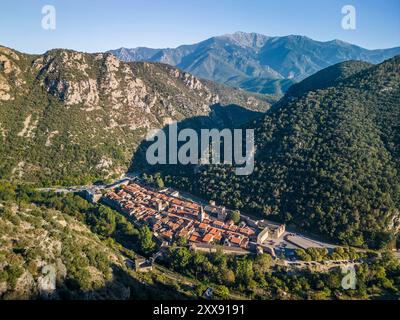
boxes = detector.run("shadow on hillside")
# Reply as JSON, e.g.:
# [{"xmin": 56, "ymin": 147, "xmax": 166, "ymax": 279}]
[
  {"xmin": 129, "ymin": 103, "xmax": 262, "ymax": 175},
  {"xmin": 20, "ymin": 264, "xmax": 192, "ymax": 301}
]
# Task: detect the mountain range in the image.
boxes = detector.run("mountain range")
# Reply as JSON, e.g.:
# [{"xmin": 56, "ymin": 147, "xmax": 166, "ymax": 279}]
[{"xmin": 109, "ymin": 32, "xmax": 400, "ymax": 96}]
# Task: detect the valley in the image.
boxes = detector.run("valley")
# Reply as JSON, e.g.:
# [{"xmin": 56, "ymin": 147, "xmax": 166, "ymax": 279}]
[
  {"xmin": 1, "ymin": 38, "xmax": 400, "ymax": 301},
  {"xmin": 35, "ymin": 173, "xmax": 399, "ymax": 265},
  {"xmin": 151, "ymin": 56, "xmax": 400, "ymax": 250},
  {"xmin": 0, "ymin": 45, "xmax": 270, "ymax": 186},
  {"xmin": 2, "ymin": 178, "xmax": 398, "ymax": 300}
]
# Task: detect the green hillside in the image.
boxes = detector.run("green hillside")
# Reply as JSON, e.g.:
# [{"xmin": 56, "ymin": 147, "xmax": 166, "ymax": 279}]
[
  {"xmin": 285, "ymin": 60, "xmax": 373, "ymax": 98},
  {"xmin": 0, "ymin": 187, "xmax": 195, "ymax": 299},
  {"xmin": 0, "ymin": 46, "xmax": 271, "ymax": 187},
  {"xmin": 158, "ymin": 56, "xmax": 400, "ymax": 249}
]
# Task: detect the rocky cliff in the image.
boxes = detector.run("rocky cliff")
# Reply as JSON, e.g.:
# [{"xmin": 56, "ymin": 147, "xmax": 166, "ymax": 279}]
[{"xmin": 0, "ymin": 46, "xmax": 270, "ymax": 185}]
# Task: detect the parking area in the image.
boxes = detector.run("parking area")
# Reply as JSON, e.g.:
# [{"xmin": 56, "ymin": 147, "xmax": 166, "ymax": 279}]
[{"xmin": 261, "ymin": 231, "xmax": 337, "ymax": 261}]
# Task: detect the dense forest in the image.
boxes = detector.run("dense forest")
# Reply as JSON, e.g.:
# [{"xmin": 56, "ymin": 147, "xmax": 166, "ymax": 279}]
[
  {"xmin": 146, "ymin": 56, "xmax": 400, "ymax": 249},
  {"xmin": 1, "ymin": 44, "xmax": 400, "ymax": 298},
  {"xmin": 1, "ymin": 183, "xmax": 399, "ymax": 300},
  {"xmin": 164, "ymin": 242, "xmax": 400, "ymax": 300}
]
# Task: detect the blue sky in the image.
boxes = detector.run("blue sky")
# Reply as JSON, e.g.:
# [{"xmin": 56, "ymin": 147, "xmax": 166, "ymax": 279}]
[{"xmin": 0, "ymin": 0, "xmax": 399, "ymax": 53}]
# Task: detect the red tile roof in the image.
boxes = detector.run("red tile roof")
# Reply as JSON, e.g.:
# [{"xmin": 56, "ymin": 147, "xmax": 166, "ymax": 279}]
[
  {"xmin": 239, "ymin": 228, "xmax": 254, "ymax": 236},
  {"xmin": 162, "ymin": 230, "xmax": 173, "ymax": 239},
  {"xmin": 202, "ymin": 234, "xmax": 214, "ymax": 243},
  {"xmin": 199, "ymin": 223, "xmax": 208, "ymax": 230},
  {"xmin": 213, "ymin": 220, "xmax": 225, "ymax": 227},
  {"xmin": 230, "ymin": 237, "xmax": 242, "ymax": 245}
]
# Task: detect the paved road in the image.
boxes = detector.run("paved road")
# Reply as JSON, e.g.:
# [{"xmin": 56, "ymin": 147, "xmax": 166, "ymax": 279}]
[
  {"xmin": 37, "ymin": 186, "xmax": 87, "ymax": 193},
  {"xmin": 286, "ymin": 259, "xmax": 366, "ymax": 271},
  {"xmin": 36, "ymin": 173, "xmax": 139, "ymax": 194}
]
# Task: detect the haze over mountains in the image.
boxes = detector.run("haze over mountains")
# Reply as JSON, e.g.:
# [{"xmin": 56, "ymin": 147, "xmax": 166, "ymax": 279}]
[{"xmin": 109, "ymin": 32, "xmax": 400, "ymax": 96}]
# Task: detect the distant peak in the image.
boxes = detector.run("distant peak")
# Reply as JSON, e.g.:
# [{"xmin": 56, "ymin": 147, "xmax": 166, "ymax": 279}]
[
  {"xmin": 328, "ymin": 39, "xmax": 351, "ymax": 46},
  {"xmin": 219, "ymin": 31, "xmax": 269, "ymax": 48},
  {"xmin": 284, "ymin": 34, "xmax": 312, "ymax": 41},
  {"xmin": 233, "ymin": 31, "xmax": 262, "ymax": 36}
]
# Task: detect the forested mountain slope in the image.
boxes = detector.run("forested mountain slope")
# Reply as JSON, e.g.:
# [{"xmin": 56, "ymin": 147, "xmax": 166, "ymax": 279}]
[
  {"xmin": 0, "ymin": 194, "xmax": 191, "ymax": 300},
  {"xmin": 160, "ymin": 56, "xmax": 400, "ymax": 248},
  {"xmin": 285, "ymin": 60, "xmax": 373, "ymax": 98}
]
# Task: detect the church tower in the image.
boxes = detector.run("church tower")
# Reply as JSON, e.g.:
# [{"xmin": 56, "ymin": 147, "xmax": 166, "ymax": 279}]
[{"xmin": 198, "ymin": 206, "xmax": 206, "ymax": 222}]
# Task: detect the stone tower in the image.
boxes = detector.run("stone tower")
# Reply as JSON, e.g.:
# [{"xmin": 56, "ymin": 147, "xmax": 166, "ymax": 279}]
[{"xmin": 198, "ymin": 206, "xmax": 206, "ymax": 222}]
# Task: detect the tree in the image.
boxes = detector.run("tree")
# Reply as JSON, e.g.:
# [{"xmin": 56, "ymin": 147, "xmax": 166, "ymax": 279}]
[
  {"xmin": 191, "ymin": 252, "xmax": 209, "ymax": 278},
  {"xmin": 296, "ymin": 249, "xmax": 312, "ymax": 261},
  {"xmin": 155, "ymin": 172, "xmax": 165, "ymax": 189},
  {"xmin": 92, "ymin": 205, "xmax": 116, "ymax": 237},
  {"xmin": 0, "ymin": 182, "xmax": 16, "ymax": 202},
  {"xmin": 236, "ymin": 258, "xmax": 254, "ymax": 286},
  {"xmin": 175, "ymin": 236, "xmax": 187, "ymax": 247},
  {"xmin": 222, "ymin": 269, "xmax": 236, "ymax": 286},
  {"xmin": 228, "ymin": 210, "xmax": 240, "ymax": 224},
  {"xmin": 214, "ymin": 285, "xmax": 230, "ymax": 300},
  {"xmin": 138, "ymin": 225, "xmax": 155, "ymax": 253},
  {"xmin": 253, "ymin": 254, "xmax": 273, "ymax": 274},
  {"xmin": 171, "ymin": 247, "xmax": 192, "ymax": 271}
]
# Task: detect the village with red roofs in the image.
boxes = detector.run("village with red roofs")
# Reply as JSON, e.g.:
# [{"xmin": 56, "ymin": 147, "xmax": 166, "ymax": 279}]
[{"xmin": 102, "ymin": 182, "xmax": 263, "ymax": 251}]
